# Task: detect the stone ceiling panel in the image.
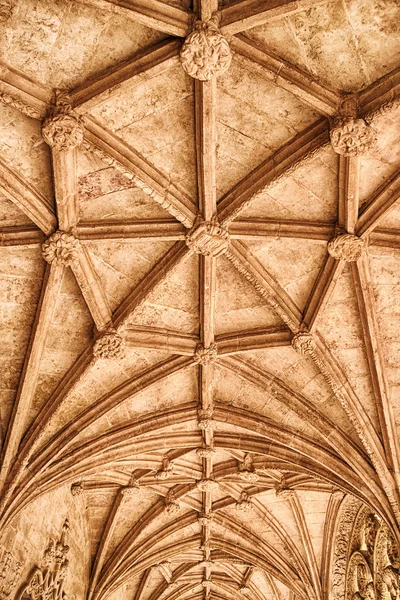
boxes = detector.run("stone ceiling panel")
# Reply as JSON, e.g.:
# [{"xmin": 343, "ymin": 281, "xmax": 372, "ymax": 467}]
[
  {"xmin": 245, "ymin": 238, "xmax": 327, "ymax": 311},
  {"xmin": 316, "ymin": 264, "xmax": 381, "ymax": 432},
  {"xmin": 0, "ymin": 245, "xmax": 44, "ymax": 436},
  {"xmin": 216, "ymin": 59, "xmax": 320, "ymax": 197},
  {"xmin": 1, "ymin": 0, "xmax": 166, "ymax": 89},
  {"xmin": 239, "ymin": 146, "xmax": 338, "ymax": 222},
  {"xmin": 215, "ymin": 254, "xmax": 282, "ymax": 335},
  {"xmin": 244, "ymin": 0, "xmax": 400, "ymax": 92}
]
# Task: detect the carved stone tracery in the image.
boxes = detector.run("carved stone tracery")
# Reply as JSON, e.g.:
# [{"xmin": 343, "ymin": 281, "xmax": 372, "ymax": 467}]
[{"xmin": 180, "ymin": 15, "xmax": 232, "ymax": 81}]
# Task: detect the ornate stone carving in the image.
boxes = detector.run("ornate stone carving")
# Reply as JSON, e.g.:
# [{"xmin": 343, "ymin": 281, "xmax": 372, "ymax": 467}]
[
  {"xmin": 197, "ymin": 478, "xmax": 219, "ymax": 492},
  {"xmin": 194, "ymin": 344, "xmax": 218, "ymax": 366},
  {"xmin": 239, "ymin": 585, "xmax": 250, "ymax": 595},
  {"xmin": 236, "ymin": 491, "xmax": 253, "ymax": 512},
  {"xmin": 93, "ymin": 328, "xmax": 126, "ymax": 360},
  {"xmin": 155, "ymin": 457, "xmax": 174, "ymax": 480},
  {"xmin": 328, "ymin": 234, "xmax": 366, "ymax": 262},
  {"xmin": 0, "ymin": 0, "xmax": 13, "ymax": 22},
  {"xmin": 42, "ymin": 90, "xmax": 84, "ymax": 151},
  {"xmin": 291, "ymin": 331, "xmax": 316, "ymax": 356},
  {"xmin": 19, "ymin": 519, "xmax": 70, "ymax": 600},
  {"xmin": 180, "ymin": 15, "xmax": 232, "ymax": 81},
  {"xmin": 346, "ymin": 552, "xmax": 375, "ymax": 600},
  {"xmin": 186, "ymin": 217, "xmax": 230, "ymax": 257},
  {"xmin": 70, "ymin": 482, "xmax": 83, "ymax": 496},
  {"xmin": 238, "ymin": 453, "xmax": 259, "ymax": 482},
  {"xmin": 330, "ymin": 117, "xmax": 376, "ymax": 156},
  {"xmin": 0, "ymin": 548, "xmax": 22, "ymax": 600},
  {"xmin": 197, "ymin": 408, "xmax": 216, "ymax": 430},
  {"xmin": 332, "ymin": 497, "xmax": 362, "ymax": 600},
  {"xmin": 42, "ymin": 230, "xmax": 81, "ymax": 267},
  {"xmin": 196, "ymin": 446, "xmax": 216, "ymax": 458}
]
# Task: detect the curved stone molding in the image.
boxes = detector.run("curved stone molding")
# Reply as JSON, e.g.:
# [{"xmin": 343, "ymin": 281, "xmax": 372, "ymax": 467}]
[
  {"xmin": 93, "ymin": 328, "xmax": 126, "ymax": 360},
  {"xmin": 328, "ymin": 234, "xmax": 366, "ymax": 262},
  {"xmin": 194, "ymin": 343, "xmax": 218, "ymax": 365},
  {"xmin": 42, "ymin": 89, "xmax": 84, "ymax": 151},
  {"xmin": 180, "ymin": 15, "xmax": 232, "ymax": 81},
  {"xmin": 275, "ymin": 487, "xmax": 295, "ymax": 500},
  {"xmin": 186, "ymin": 217, "xmax": 230, "ymax": 257},
  {"xmin": 42, "ymin": 230, "xmax": 81, "ymax": 267},
  {"xmin": 330, "ymin": 117, "xmax": 376, "ymax": 156}
]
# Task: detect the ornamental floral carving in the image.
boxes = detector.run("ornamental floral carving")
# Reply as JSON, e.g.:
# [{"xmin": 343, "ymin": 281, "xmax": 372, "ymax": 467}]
[
  {"xmin": 330, "ymin": 117, "xmax": 376, "ymax": 156},
  {"xmin": 0, "ymin": 548, "xmax": 22, "ymax": 600},
  {"xmin": 186, "ymin": 217, "xmax": 230, "ymax": 257},
  {"xmin": 42, "ymin": 231, "xmax": 80, "ymax": 267},
  {"xmin": 328, "ymin": 234, "xmax": 366, "ymax": 262},
  {"xmin": 180, "ymin": 15, "xmax": 232, "ymax": 81},
  {"xmin": 93, "ymin": 328, "xmax": 126, "ymax": 360},
  {"xmin": 17, "ymin": 519, "xmax": 70, "ymax": 600},
  {"xmin": 42, "ymin": 89, "xmax": 84, "ymax": 151},
  {"xmin": 194, "ymin": 343, "xmax": 218, "ymax": 366}
]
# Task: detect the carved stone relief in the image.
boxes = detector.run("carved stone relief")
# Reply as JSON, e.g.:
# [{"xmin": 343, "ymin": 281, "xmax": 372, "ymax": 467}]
[
  {"xmin": 42, "ymin": 231, "xmax": 81, "ymax": 267},
  {"xmin": 186, "ymin": 217, "xmax": 230, "ymax": 257},
  {"xmin": 328, "ymin": 234, "xmax": 366, "ymax": 262},
  {"xmin": 42, "ymin": 90, "xmax": 84, "ymax": 151},
  {"xmin": 333, "ymin": 500, "xmax": 400, "ymax": 600},
  {"xmin": 93, "ymin": 329, "xmax": 126, "ymax": 360},
  {"xmin": 330, "ymin": 117, "xmax": 377, "ymax": 156},
  {"xmin": 0, "ymin": 548, "xmax": 22, "ymax": 600},
  {"xmin": 16, "ymin": 519, "xmax": 70, "ymax": 600},
  {"xmin": 180, "ymin": 15, "xmax": 232, "ymax": 81}
]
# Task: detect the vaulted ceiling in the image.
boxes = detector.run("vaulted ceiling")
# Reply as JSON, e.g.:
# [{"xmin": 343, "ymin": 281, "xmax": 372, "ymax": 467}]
[{"xmin": 1, "ymin": 2, "xmax": 400, "ymax": 600}]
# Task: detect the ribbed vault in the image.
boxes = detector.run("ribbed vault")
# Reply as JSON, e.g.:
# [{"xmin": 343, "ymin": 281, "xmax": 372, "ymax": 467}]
[{"xmin": 1, "ymin": 2, "xmax": 400, "ymax": 600}]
